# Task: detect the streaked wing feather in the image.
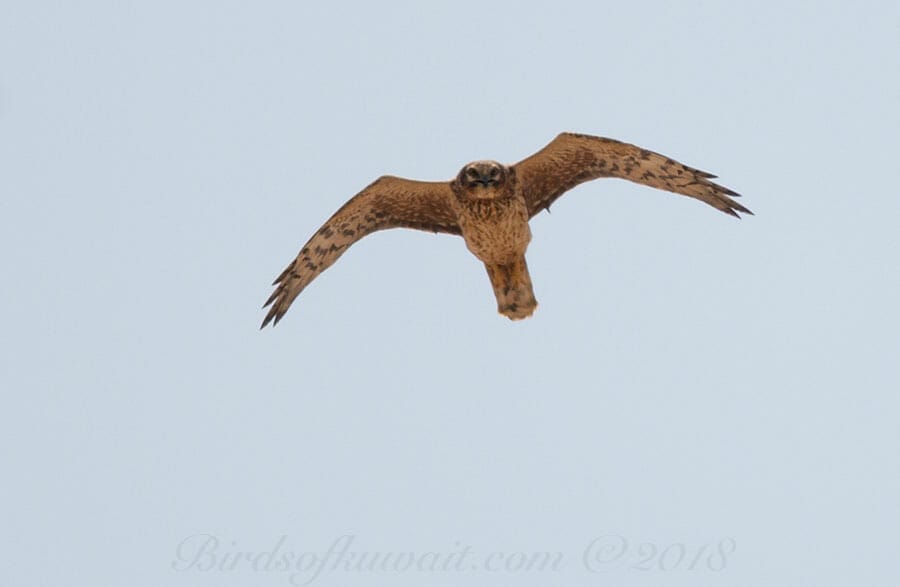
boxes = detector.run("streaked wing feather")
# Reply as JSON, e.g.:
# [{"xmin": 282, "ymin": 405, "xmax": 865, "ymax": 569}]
[
  {"xmin": 261, "ymin": 176, "xmax": 459, "ymax": 328},
  {"xmin": 514, "ymin": 132, "xmax": 751, "ymax": 218}
]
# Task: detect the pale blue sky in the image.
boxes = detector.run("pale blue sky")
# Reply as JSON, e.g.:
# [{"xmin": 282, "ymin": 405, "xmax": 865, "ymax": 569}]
[{"xmin": 2, "ymin": 1, "xmax": 899, "ymax": 585}]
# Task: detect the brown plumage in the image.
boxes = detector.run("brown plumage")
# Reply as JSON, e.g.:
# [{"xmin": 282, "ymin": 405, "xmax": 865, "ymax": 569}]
[{"xmin": 262, "ymin": 132, "xmax": 751, "ymax": 327}]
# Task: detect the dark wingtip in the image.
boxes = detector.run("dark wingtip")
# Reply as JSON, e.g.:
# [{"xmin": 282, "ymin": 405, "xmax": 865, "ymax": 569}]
[
  {"xmin": 730, "ymin": 200, "xmax": 753, "ymax": 215},
  {"xmin": 260, "ymin": 303, "xmax": 281, "ymax": 329},
  {"xmin": 272, "ymin": 264, "xmax": 293, "ymax": 286},
  {"xmin": 263, "ymin": 290, "xmax": 279, "ymax": 308},
  {"xmin": 727, "ymin": 205, "xmax": 754, "ymax": 218}
]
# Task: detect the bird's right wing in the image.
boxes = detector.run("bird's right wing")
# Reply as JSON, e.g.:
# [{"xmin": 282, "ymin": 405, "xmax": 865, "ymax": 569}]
[{"xmin": 261, "ymin": 176, "xmax": 459, "ymax": 328}]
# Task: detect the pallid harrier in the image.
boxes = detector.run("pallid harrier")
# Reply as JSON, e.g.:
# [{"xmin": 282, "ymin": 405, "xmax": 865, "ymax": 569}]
[{"xmin": 262, "ymin": 132, "xmax": 750, "ymax": 327}]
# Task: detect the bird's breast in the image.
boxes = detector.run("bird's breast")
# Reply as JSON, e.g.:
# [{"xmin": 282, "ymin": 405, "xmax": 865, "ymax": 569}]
[{"xmin": 457, "ymin": 197, "xmax": 531, "ymax": 264}]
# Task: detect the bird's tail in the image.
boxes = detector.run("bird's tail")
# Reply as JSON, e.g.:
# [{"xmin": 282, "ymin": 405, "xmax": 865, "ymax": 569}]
[{"xmin": 485, "ymin": 257, "xmax": 538, "ymax": 320}]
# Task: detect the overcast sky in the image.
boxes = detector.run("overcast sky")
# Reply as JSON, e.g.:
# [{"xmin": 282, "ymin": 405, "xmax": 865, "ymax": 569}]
[{"xmin": 3, "ymin": 1, "xmax": 899, "ymax": 586}]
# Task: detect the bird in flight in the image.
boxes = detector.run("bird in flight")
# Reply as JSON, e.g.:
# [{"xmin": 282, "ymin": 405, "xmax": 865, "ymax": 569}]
[{"xmin": 261, "ymin": 132, "xmax": 751, "ymax": 328}]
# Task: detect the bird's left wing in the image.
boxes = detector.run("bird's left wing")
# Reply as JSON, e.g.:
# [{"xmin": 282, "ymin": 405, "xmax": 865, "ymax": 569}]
[
  {"xmin": 514, "ymin": 132, "xmax": 751, "ymax": 218},
  {"xmin": 261, "ymin": 175, "xmax": 459, "ymax": 328}
]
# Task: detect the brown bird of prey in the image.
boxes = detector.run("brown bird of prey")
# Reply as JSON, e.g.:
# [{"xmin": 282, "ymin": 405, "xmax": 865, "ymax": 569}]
[{"xmin": 261, "ymin": 132, "xmax": 750, "ymax": 328}]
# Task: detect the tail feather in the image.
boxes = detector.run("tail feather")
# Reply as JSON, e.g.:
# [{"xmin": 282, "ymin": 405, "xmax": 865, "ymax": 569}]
[{"xmin": 485, "ymin": 257, "xmax": 538, "ymax": 320}]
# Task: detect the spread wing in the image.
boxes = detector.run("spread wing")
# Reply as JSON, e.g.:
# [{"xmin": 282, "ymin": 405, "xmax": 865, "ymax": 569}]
[
  {"xmin": 514, "ymin": 132, "xmax": 751, "ymax": 218},
  {"xmin": 261, "ymin": 175, "xmax": 459, "ymax": 328}
]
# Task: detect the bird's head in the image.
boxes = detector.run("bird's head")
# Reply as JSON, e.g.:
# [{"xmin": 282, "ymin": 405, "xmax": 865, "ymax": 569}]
[{"xmin": 454, "ymin": 160, "xmax": 512, "ymax": 200}]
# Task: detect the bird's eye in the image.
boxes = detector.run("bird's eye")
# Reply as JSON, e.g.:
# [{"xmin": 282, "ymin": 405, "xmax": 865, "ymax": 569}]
[
  {"xmin": 490, "ymin": 167, "xmax": 500, "ymax": 177},
  {"xmin": 466, "ymin": 168, "xmax": 479, "ymax": 177}
]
